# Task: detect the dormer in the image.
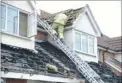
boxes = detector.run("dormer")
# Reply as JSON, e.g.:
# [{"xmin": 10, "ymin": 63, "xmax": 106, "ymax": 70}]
[{"xmin": 0, "ymin": 1, "xmax": 39, "ymax": 50}]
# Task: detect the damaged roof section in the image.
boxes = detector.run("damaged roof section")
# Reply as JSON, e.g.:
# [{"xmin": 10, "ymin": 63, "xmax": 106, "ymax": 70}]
[
  {"xmin": 39, "ymin": 7, "xmax": 85, "ymax": 27},
  {"xmin": 1, "ymin": 41, "xmax": 83, "ymax": 79},
  {"xmin": 1, "ymin": 41, "xmax": 121, "ymax": 83}
]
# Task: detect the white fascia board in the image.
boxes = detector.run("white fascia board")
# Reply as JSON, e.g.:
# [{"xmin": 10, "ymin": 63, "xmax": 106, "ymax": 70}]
[
  {"xmin": 98, "ymin": 46, "xmax": 116, "ymax": 53},
  {"xmin": 1, "ymin": 72, "xmax": 82, "ymax": 83},
  {"xmin": 85, "ymin": 4, "xmax": 102, "ymax": 37},
  {"xmin": 72, "ymin": 6, "xmax": 101, "ymax": 37},
  {"xmin": 72, "ymin": 8, "xmax": 86, "ymax": 28}
]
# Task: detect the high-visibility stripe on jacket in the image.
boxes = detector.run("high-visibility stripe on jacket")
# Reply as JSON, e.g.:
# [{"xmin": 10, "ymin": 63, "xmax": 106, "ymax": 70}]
[{"xmin": 54, "ymin": 13, "xmax": 68, "ymax": 25}]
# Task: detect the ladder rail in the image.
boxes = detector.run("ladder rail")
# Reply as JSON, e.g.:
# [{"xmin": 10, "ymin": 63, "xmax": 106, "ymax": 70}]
[{"xmin": 38, "ymin": 19, "xmax": 104, "ymax": 83}]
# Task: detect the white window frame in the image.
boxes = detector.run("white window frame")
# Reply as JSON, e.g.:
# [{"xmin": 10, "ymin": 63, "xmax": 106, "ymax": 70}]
[
  {"xmin": 75, "ymin": 30, "xmax": 95, "ymax": 55},
  {"xmin": 88, "ymin": 36, "xmax": 95, "ymax": 55},
  {"xmin": 75, "ymin": 31, "xmax": 82, "ymax": 52},
  {"xmin": 81, "ymin": 33, "xmax": 88, "ymax": 53},
  {"xmin": 1, "ymin": 3, "xmax": 29, "ymax": 37},
  {"xmin": 1, "ymin": 3, "xmax": 7, "ymax": 31},
  {"xmin": 7, "ymin": 6, "xmax": 19, "ymax": 34}
]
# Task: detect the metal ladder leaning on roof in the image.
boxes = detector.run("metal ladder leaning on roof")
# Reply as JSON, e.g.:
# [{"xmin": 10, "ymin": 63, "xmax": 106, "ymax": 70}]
[{"xmin": 38, "ymin": 18, "xmax": 104, "ymax": 83}]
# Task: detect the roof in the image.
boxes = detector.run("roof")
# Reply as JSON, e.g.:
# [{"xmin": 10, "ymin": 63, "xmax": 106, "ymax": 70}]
[
  {"xmin": 38, "ymin": 5, "xmax": 102, "ymax": 37},
  {"xmin": 39, "ymin": 9, "xmax": 53, "ymax": 20},
  {"xmin": 88, "ymin": 62, "xmax": 121, "ymax": 83},
  {"xmin": 97, "ymin": 35, "xmax": 115, "ymax": 50},
  {"xmin": 106, "ymin": 36, "xmax": 122, "ymax": 52},
  {"xmin": 39, "ymin": 7, "xmax": 85, "ymax": 27},
  {"xmin": 1, "ymin": 41, "xmax": 83, "ymax": 79},
  {"xmin": 1, "ymin": 41, "xmax": 121, "ymax": 83},
  {"xmin": 97, "ymin": 35, "xmax": 122, "ymax": 52}
]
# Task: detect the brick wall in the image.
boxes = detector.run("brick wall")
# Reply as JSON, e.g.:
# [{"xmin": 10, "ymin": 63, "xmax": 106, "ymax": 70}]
[
  {"xmin": 35, "ymin": 31, "xmax": 47, "ymax": 41},
  {"xmin": 6, "ymin": 78, "xmax": 27, "ymax": 83},
  {"xmin": 99, "ymin": 50, "xmax": 115, "ymax": 63}
]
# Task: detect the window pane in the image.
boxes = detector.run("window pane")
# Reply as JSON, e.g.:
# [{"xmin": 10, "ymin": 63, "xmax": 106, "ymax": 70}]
[
  {"xmin": 75, "ymin": 32, "xmax": 81, "ymax": 50},
  {"xmin": 82, "ymin": 34, "xmax": 88, "ymax": 53},
  {"xmin": 89, "ymin": 46, "xmax": 94, "ymax": 54},
  {"xmin": 7, "ymin": 21, "xmax": 18, "ymax": 34},
  {"xmin": 1, "ymin": 18, "xmax": 6, "ymax": 29},
  {"xmin": 76, "ymin": 33, "xmax": 81, "ymax": 42},
  {"xmin": 1, "ymin": 4, "xmax": 6, "ymax": 18},
  {"xmin": 89, "ymin": 37, "xmax": 94, "ymax": 46},
  {"xmin": 76, "ymin": 42, "xmax": 81, "ymax": 50},
  {"xmin": 89, "ymin": 37, "xmax": 94, "ymax": 54},
  {"xmin": 7, "ymin": 7, "xmax": 18, "ymax": 22},
  {"xmin": 19, "ymin": 12, "xmax": 28, "ymax": 37}
]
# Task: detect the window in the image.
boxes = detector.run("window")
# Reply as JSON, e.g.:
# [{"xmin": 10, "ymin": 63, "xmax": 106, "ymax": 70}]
[
  {"xmin": 75, "ymin": 31, "xmax": 95, "ymax": 55},
  {"xmin": 7, "ymin": 6, "xmax": 18, "ymax": 34},
  {"xmin": 82, "ymin": 34, "xmax": 88, "ymax": 53},
  {"xmin": 1, "ymin": 4, "xmax": 6, "ymax": 30},
  {"xmin": 75, "ymin": 32, "xmax": 81, "ymax": 50},
  {"xmin": 19, "ymin": 12, "xmax": 28, "ymax": 37},
  {"xmin": 88, "ymin": 37, "xmax": 94, "ymax": 54},
  {"xmin": 0, "ymin": 3, "xmax": 38, "ymax": 38}
]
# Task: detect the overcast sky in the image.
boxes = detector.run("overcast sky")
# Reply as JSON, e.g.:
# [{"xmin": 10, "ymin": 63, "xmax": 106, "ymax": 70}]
[{"xmin": 36, "ymin": 1, "xmax": 121, "ymax": 38}]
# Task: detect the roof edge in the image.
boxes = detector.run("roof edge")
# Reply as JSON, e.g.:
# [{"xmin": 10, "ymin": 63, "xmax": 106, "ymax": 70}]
[{"xmin": 85, "ymin": 4, "xmax": 102, "ymax": 37}]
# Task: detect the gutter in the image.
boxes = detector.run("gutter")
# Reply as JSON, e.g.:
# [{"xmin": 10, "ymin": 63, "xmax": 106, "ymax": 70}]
[
  {"xmin": 98, "ymin": 45, "xmax": 116, "ymax": 53},
  {"xmin": 1, "ymin": 72, "xmax": 83, "ymax": 83}
]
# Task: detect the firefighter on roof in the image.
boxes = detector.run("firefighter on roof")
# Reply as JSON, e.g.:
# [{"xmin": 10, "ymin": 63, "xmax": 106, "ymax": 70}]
[{"xmin": 51, "ymin": 12, "xmax": 68, "ymax": 43}]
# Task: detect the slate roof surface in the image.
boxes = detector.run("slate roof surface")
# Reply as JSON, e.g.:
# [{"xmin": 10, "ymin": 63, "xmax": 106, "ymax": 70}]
[
  {"xmin": 39, "ymin": 7, "xmax": 85, "ymax": 26},
  {"xmin": 97, "ymin": 35, "xmax": 122, "ymax": 52},
  {"xmin": 106, "ymin": 36, "xmax": 122, "ymax": 52},
  {"xmin": 1, "ymin": 41, "xmax": 122, "ymax": 83},
  {"xmin": 1, "ymin": 41, "xmax": 82, "ymax": 78},
  {"xmin": 39, "ymin": 9, "xmax": 53, "ymax": 20},
  {"xmin": 97, "ymin": 35, "xmax": 115, "ymax": 50}
]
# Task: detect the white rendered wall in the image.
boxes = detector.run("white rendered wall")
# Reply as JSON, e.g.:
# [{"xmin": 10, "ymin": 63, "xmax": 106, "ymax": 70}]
[
  {"xmin": 74, "ymin": 12, "xmax": 96, "ymax": 36},
  {"xmin": 76, "ymin": 52, "xmax": 97, "ymax": 62},
  {"xmin": 1, "ymin": 32, "xmax": 35, "ymax": 50},
  {"xmin": 64, "ymin": 29, "xmax": 74, "ymax": 47}
]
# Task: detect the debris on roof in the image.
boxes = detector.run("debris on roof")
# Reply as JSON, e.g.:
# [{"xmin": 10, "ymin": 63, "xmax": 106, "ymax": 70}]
[
  {"xmin": 87, "ymin": 62, "xmax": 122, "ymax": 83},
  {"xmin": 1, "ymin": 41, "xmax": 121, "ymax": 82},
  {"xmin": 1, "ymin": 41, "xmax": 82, "ymax": 78},
  {"xmin": 39, "ymin": 7, "xmax": 85, "ymax": 27}
]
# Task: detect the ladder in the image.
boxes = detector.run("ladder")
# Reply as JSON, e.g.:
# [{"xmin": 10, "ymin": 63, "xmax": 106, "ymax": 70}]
[{"xmin": 38, "ymin": 19, "xmax": 104, "ymax": 83}]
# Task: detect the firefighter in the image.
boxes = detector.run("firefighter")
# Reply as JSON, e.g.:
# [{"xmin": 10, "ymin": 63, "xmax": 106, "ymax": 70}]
[{"xmin": 51, "ymin": 12, "xmax": 68, "ymax": 43}]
